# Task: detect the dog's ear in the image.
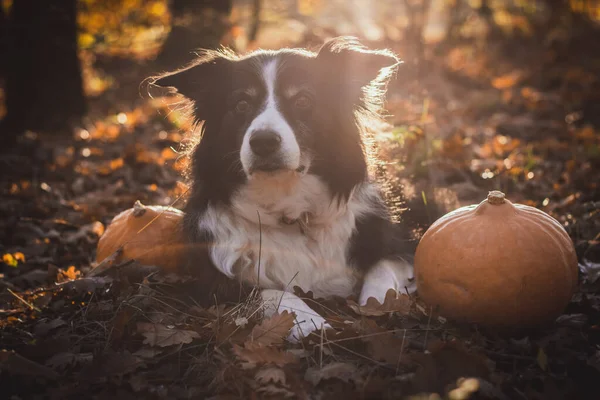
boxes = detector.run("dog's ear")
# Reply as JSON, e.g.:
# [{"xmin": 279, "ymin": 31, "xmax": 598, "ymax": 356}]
[
  {"xmin": 152, "ymin": 52, "xmax": 232, "ymax": 118},
  {"xmin": 316, "ymin": 36, "xmax": 400, "ymax": 98}
]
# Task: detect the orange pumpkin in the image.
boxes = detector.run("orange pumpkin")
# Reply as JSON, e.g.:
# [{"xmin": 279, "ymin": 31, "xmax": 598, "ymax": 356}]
[
  {"xmin": 414, "ymin": 191, "xmax": 578, "ymax": 328},
  {"xmin": 96, "ymin": 201, "xmax": 186, "ymax": 271}
]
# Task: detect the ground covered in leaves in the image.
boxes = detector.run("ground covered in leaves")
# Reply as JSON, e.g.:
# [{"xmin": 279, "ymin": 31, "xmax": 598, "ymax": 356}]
[{"xmin": 2, "ymin": 24, "xmax": 600, "ymax": 400}]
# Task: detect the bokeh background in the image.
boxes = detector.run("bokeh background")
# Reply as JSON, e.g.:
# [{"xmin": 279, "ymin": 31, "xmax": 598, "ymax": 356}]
[{"xmin": 1, "ymin": 1, "xmax": 599, "ymax": 399}]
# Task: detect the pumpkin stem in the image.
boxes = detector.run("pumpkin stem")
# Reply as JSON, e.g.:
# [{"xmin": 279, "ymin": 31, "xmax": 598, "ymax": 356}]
[
  {"xmin": 132, "ymin": 200, "xmax": 147, "ymax": 217},
  {"xmin": 487, "ymin": 191, "xmax": 506, "ymax": 205}
]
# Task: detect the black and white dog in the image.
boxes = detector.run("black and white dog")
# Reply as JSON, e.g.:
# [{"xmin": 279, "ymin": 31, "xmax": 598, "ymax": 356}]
[{"xmin": 153, "ymin": 37, "xmax": 416, "ymax": 340}]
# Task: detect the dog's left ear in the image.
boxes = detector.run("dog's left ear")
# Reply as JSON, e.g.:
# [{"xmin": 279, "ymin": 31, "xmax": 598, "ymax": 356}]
[
  {"xmin": 151, "ymin": 52, "xmax": 232, "ymax": 120},
  {"xmin": 316, "ymin": 36, "xmax": 400, "ymax": 96}
]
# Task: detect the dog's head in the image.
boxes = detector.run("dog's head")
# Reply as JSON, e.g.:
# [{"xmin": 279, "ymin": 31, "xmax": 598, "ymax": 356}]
[{"xmin": 153, "ymin": 37, "xmax": 400, "ymax": 201}]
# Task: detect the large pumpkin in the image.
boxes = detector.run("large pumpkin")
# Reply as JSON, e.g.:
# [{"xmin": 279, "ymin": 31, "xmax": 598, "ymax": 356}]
[
  {"xmin": 414, "ymin": 191, "xmax": 578, "ymax": 328},
  {"xmin": 96, "ymin": 201, "xmax": 186, "ymax": 271}
]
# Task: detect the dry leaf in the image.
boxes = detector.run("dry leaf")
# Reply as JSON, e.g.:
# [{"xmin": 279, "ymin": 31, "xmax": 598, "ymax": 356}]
[
  {"xmin": 56, "ymin": 266, "xmax": 81, "ymax": 283},
  {"xmin": 0, "ymin": 351, "xmax": 59, "ymax": 379},
  {"xmin": 491, "ymin": 71, "xmax": 522, "ymax": 89},
  {"xmin": 305, "ymin": 362, "xmax": 358, "ymax": 386},
  {"xmin": 45, "ymin": 352, "xmax": 93, "ymax": 370},
  {"xmin": 34, "ymin": 318, "xmax": 67, "ymax": 336},
  {"xmin": 133, "ymin": 347, "xmax": 163, "ymax": 359},
  {"xmin": 348, "ymin": 288, "xmax": 411, "ymax": 316},
  {"xmin": 256, "ymin": 384, "xmax": 296, "ymax": 398},
  {"xmin": 255, "ymin": 366, "xmax": 287, "ymax": 385},
  {"xmin": 137, "ymin": 322, "xmax": 200, "ymax": 347},
  {"xmin": 232, "ymin": 342, "xmax": 297, "ymax": 368},
  {"xmin": 250, "ymin": 311, "xmax": 295, "ymax": 346},
  {"xmin": 352, "ymin": 319, "xmax": 408, "ymax": 365}
]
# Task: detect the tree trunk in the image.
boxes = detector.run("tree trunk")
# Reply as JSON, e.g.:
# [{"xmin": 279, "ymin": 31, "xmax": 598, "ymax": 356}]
[
  {"xmin": 0, "ymin": 4, "xmax": 6, "ymax": 76},
  {"xmin": 0, "ymin": 0, "xmax": 85, "ymax": 144},
  {"xmin": 155, "ymin": 0, "xmax": 233, "ymax": 70}
]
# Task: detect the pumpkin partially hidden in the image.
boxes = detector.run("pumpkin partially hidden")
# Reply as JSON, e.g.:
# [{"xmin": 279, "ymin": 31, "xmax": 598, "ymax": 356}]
[
  {"xmin": 96, "ymin": 201, "xmax": 186, "ymax": 271},
  {"xmin": 415, "ymin": 191, "xmax": 578, "ymax": 328}
]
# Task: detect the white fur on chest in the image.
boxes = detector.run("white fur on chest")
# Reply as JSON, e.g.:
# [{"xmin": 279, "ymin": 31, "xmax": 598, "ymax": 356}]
[{"xmin": 198, "ymin": 171, "xmax": 379, "ymax": 299}]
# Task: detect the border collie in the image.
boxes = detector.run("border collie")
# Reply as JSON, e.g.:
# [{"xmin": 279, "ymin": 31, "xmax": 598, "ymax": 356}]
[{"xmin": 153, "ymin": 37, "xmax": 416, "ymax": 341}]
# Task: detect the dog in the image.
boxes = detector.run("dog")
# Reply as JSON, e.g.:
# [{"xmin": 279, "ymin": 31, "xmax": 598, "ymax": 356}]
[{"xmin": 152, "ymin": 37, "xmax": 416, "ymax": 341}]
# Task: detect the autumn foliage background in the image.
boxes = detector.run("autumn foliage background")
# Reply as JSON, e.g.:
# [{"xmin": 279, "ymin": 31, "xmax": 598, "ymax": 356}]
[{"xmin": 0, "ymin": 1, "xmax": 599, "ymax": 399}]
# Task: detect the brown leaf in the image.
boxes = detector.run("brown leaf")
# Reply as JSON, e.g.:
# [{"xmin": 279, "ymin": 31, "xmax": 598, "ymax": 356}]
[
  {"xmin": 0, "ymin": 350, "xmax": 59, "ymax": 379},
  {"xmin": 305, "ymin": 362, "xmax": 358, "ymax": 386},
  {"xmin": 409, "ymin": 340, "xmax": 490, "ymax": 395},
  {"xmin": 250, "ymin": 311, "xmax": 295, "ymax": 346},
  {"xmin": 491, "ymin": 71, "xmax": 522, "ymax": 89},
  {"xmin": 255, "ymin": 366, "xmax": 287, "ymax": 385},
  {"xmin": 212, "ymin": 319, "xmax": 253, "ymax": 345},
  {"xmin": 133, "ymin": 347, "xmax": 163, "ymax": 359},
  {"xmin": 232, "ymin": 342, "xmax": 297, "ymax": 368},
  {"xmin": 137, "ymin": 322, "xmax": 200, "ymax": 347},
  {"xmin": 34, "ymin": 318, "xmax": 67, "ymax": 336},
  {"xmin": 348, "ymin": 289, "xmax": 412, "ymax": 316},
  {"xmin": 56, "ymin": 266, "xmax": 81, "ymax": 283},
  {"xmin": 45, "ymin": 352, "xmax": 93, "ymax": 370},
  {"xmin": 352, "ymin": 319, "xmax": 408, "ymax": 365}
]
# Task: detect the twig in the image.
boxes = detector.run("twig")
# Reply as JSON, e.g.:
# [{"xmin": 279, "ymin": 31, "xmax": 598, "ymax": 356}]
[
  {"xmin": 7, "ymin": 288, "xmax": 42, "ymax": 312},
  {"xmin": 423, "ymin": 305, "xmax": 433, "ymax": 349},
  {"xmin": 319, "ymin": 321, "xmax": 324, "ymax": 369},
  {"xmin": 257, "ymin": 210, "xmax": 262, "ymax": 287},
  {"xmin": 396, "ymin": 329, "xmax": 407, "ymax": 375}
]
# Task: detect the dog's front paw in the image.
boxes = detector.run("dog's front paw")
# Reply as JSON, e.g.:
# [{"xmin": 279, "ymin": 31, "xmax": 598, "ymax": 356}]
[
  {"xmin": 287, "ymin": 310, "xmax": 332, "ymax": 343},
  {"xmin": 359, "ymin": 259, "xmax": 416, "ymax": 305},
  {"xmin": 261, "ymin": 289, "xmax": 332, "ymax": 343}
]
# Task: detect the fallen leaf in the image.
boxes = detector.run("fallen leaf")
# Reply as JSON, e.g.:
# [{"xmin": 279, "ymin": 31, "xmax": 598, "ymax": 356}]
[
  {"xmin": 348, "ymin": 289, "xmax": 411, "ymax": 316},
  {"xmin": 133, "ymin": 347, "xmax": 163, "ymax": 359},
  {"xmin": 13, "ymin": 252, "xmax": 26, "ymax": 263},
  {"xmin": 250, "ymin": 311, "xmax": 295, "ymax": 346},
  {"xmin": 0, "ymin": 350, "xmax": 59, "ymax": 379},
  {"xmin": 45, "ymin": 352, "xmax": 93, "ymax": 370},
  {"xmin": 255, "ymin": 366, "xmax": 287, "ymax": 385},
  {"xmin": 56, "ymin": 266, "xmax": 81, "ymax": 283},
  {"xmin": 255, "ymin": 384, "xmax": 296, "ymax": 398},
  {"xmin": 137, "ymin": 322, "xmax": 200, "ymax": 347},
  {"xmin": 491, "ymin": 71, "xmax": 522, "ymax": 89},
  {"xmin": 232, "ymin": 342, "xmax": 297, "ymax": 368},
  {"xmin": 2, "ymin": 253, "xmax": 18, "ymax": 268},
  {"xmin": 34, "ymin": 318, "xmax": 67, "ymax": 336},
  {"xmin": 305, "ymin": 362, "xmax": 358, "ymax": 386},
  {"xmin": 537, "ymin": 347, "xmax": 548, "ymax": 371},
  {"xmin": 57, "ymin": 276, "xmax": 113, "ymax": 295},
  {"xmin": 410, "ymin": 340, "xmax": 491, "ymax": 395}
]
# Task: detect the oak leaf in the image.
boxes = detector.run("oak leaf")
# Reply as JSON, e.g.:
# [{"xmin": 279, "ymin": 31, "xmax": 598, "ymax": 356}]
[
  {"xmin": 233, "ymin": 342, "xmax": 297, "ymax": 368},
  {"xmin": 136, "ymin": 322, "xmax": 200, "ymax": 347},
  {"xmin": 348, "ymin": 289, "xmax": 411, "ymax": 316},
  {"xmin": 250, "ymin": 311, "xmax": 295, "ymax": 346},
  {"xmin": 305, "ymin": 362, "xmax": 358, "ymax": 385}
]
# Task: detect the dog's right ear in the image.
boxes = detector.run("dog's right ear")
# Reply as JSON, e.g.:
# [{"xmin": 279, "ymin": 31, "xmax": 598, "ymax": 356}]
[{"xmin": 152, "ymin": 52, "xmax": 232, "ymax": 118}]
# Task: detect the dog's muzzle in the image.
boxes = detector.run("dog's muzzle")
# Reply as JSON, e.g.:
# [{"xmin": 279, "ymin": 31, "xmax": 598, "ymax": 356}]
[{"xmin": 248, "ymin": 130, "xmax": 286, "ymax": 173}]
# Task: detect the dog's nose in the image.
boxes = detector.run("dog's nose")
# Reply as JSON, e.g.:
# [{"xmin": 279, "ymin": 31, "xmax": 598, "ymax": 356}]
[{"xmin": 250, "ymin": 130, "xmax": 281, "ymax": 156}]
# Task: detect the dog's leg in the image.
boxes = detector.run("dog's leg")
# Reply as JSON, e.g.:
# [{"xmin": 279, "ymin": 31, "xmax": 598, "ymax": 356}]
[
  {"xmin": 261, "ymin": 289, "xmax": 331, "ymax": 342},
  {"xmin": 359, "ymin": 259, "xmax": 416, "ymax": 305}
]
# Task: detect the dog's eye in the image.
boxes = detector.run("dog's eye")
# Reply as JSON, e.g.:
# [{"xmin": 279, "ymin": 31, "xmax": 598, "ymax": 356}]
[
  {"xmin": 235, "ymin": 100, "xmax": 252, "ymax": 114},
  {"xmin": 294, "ymin": 95, "xmax": 312, "ymax": 110}
]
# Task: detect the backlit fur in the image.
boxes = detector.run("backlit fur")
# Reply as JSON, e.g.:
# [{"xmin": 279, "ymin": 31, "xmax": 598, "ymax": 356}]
[{"xmin": 153, "ymin": 37, "xmax": 416, "ymax": 340}]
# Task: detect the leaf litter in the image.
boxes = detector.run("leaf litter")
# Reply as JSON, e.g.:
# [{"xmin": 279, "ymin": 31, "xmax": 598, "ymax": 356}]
[{"xmin": 1, "ymin": 12, "xmax": 600, "ymax": 400}]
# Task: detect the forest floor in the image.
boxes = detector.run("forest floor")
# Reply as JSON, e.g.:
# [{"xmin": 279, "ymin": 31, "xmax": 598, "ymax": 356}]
[{"xmin": 1, "ymin": 29, "xmax": 600, "ymax": 399}]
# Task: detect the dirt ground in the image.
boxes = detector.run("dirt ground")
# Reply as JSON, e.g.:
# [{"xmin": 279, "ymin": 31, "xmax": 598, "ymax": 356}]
[{"xmin": 1, "ymin": 4, "xmax": 600, "ymax": 399}]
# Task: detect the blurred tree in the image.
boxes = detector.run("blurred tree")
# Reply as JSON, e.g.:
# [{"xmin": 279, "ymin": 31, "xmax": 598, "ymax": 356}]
[
  {"xmin": 0, "ymin": 0, "xmax": 85, "ymax": 145},
  {"xmin": 402, "ymin": 0, "xmax": 432, "ymax": 67},
  {"xmin": 0, "ymin": 4, "xmax": 5, "ymax": 76},
  {"xmin": 155, "ymin": 0, "xmax": 233, "ymax": 70}
]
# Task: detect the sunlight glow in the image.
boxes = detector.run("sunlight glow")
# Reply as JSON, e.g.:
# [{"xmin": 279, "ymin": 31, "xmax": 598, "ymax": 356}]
[{"xmin": 117, "ymin": 112, "xmax": 128, "ymax": 124}]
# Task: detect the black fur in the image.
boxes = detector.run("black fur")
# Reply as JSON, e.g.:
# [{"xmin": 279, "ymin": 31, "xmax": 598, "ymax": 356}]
[{"xmin": 152, "ymin": 37, "xmax": 411, "ymax": 303}]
